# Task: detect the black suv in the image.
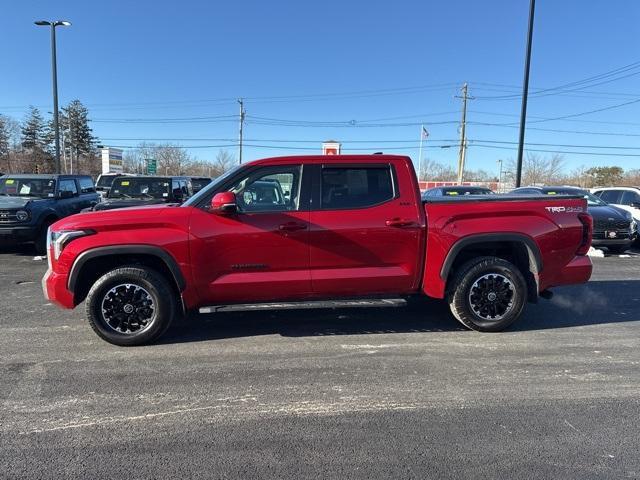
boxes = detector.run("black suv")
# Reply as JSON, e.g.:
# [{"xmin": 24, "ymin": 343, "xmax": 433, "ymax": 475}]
[
  {"xmin": 91, "ymin": 176, "xmax": 193, "ymax": 211},
  {"xmin": 0, "ymin": 174, "xmax": 100, "ymax": 252}
]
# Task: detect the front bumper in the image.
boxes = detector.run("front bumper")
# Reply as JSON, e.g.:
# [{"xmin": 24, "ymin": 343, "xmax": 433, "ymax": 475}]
[
  {"xmin": 42, "ymin": 267, "xmax": 75, "ymax": 309},
  {"xmin": 591, "ymin": 238, "xmax": 633, "ymax": 247},
  {"xmin": 0, "ymin": 225, "xmax": 38, "ymax": 242}
]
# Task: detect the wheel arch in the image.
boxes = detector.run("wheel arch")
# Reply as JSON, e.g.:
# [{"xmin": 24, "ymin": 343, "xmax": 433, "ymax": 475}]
[
  {"xmin": 68, "ymin": 245, "xmax": 186, "ymax": 307},
  {"xmin": 441, "ymin": 233, "xmax": 542, "ymax": 302}
]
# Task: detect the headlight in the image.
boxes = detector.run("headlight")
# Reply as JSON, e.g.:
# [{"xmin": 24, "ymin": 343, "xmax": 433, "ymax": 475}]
[
  {"xmin": 50, "ymin": 229, "xmax": 95, "ymax": 260},
  {"xmin": 16, "ymin": 210, "xmax": 29, "ymax": 221}
]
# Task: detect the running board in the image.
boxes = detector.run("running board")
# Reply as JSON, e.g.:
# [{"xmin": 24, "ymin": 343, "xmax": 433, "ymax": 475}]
[{"xmin": 199, "ymin": 298, "xmax": 407, "ymax": 314}]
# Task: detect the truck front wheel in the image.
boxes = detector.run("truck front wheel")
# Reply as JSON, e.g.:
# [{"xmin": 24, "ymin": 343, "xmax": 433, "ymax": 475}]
[
  {"xmin": 85, "ymin": 266, "xmax": 176, "ymax": 346},
  {"xmin": 447, "ymin": 257, "xmax": 527, "ymax": 332}
]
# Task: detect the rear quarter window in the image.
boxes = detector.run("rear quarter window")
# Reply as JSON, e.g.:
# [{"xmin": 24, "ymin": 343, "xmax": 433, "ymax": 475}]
[{"xmin": 598, "ymin": 190, "xmax": 622, "ymax": 204}]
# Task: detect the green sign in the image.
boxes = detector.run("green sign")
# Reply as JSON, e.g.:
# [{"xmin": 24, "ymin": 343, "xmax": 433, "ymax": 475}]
[{"xmin": 146, "ymin": 158, "xmax": 157, "ymax": 175}]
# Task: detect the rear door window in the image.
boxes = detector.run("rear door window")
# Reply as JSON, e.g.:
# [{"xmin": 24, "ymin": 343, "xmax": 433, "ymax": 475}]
[
  {"xmin": 320, "ymin": 166, "xmax": 394, "ymax": 209},
  {"xmin": 59, "ymin": 179, "xmax": 78, "ymax": 195}
]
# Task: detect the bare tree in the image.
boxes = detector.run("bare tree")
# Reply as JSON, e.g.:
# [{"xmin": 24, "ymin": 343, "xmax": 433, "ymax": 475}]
[
  {"xmin": 419, "ymin": 158, "xmax": 457, "ymax": 181},
  {"xmin": 624, "ymin": 169, "xmax": 640, "ymax": 186},
  {"xmin": 123, "ymin": 143, "xmax": 194, "ymax": 175},
  {"xmin": 506, "ymin": 153, "xmax": 565, "ymax": 186},
  {"xmin": 212, "ymin": 149, "xmax": 235, "ymax": 177}
]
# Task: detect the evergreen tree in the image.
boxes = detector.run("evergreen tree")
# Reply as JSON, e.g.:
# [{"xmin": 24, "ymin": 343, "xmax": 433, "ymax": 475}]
[
  {"xmin": 62, "ymin": 100, "xmax": 97, "ymax": 157},
  {"xmin": 21, "ymin": 106, "xmax": 46, "ymax": 151}
]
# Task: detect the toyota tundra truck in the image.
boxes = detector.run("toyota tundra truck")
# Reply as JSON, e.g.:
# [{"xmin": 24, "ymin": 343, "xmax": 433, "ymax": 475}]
[{"xmin": 42, "ymin": 155, "xmax": 593, "ymax": 346}]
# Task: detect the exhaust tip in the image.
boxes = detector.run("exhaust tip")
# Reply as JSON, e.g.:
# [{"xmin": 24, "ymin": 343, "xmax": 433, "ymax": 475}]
[{"xmin": 539, "ymin": 289, "xmax": 554, "ymax": 300}]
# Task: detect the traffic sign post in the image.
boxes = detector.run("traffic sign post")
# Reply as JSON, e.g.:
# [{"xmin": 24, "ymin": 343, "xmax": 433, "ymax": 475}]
[{"xmin": 146, "ymin": 158, "xmax": 157, "ymax": 175}]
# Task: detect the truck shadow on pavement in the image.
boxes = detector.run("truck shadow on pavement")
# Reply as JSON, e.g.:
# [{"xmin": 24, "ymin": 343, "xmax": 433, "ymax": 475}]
[
  {"xmin": 0, "ymin": 244, "xmax": 39, "ymax": 257},
  {"xmin": 158, "ymin": 280, "xmax": 640, "ymax": 344}
]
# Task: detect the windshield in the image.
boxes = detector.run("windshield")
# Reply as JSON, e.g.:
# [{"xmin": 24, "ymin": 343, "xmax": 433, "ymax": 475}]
[
  {"xmin": 108, "ymin": 177, "xmax": 170, "ymax": 199},
  {"xmin": 0, "ymin": 177, "xmax": 56, "ymax": 198},
  {"xmin": 97, "ymin": 174, "xmax": 119, "ymax": 188},
  {"xmin": 182, "ymin": 165, "xmax": 244, "ymax": 207},
  {"xmin": 585, "ymin": 192, "xmax": 607, "ymax": 206}
]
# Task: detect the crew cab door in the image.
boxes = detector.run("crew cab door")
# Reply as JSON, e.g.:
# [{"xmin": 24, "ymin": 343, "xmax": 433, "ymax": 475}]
[
  {"xmin": 189, "ymin": 164, "xmax": 312, "ymax": 304},
  {"xmin": 308, "ymin": 162, "xmax": 423, "ymax": 296}
]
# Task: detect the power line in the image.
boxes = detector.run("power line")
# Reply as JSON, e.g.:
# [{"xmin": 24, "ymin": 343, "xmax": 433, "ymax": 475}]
[
  {"xmin": 470, "ymin": 144, "xmax": 640, "ymax": 157},
  {"xmin": 475, "ymin": 60, "xmax": 640, "ymax": 100}
]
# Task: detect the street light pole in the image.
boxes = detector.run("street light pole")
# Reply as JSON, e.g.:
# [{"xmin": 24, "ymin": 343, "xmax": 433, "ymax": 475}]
[
  {"xmin": 35, "ymin": 20, "xmax": 71, "ymax": 174},
  {"xmin": 515, "ymin": 0, "xmax": 536, "ymax": 188}
]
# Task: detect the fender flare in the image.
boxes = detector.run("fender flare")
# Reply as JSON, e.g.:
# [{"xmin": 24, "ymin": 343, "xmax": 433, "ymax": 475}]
[
  {"xmin": 67, "ymin": 245, "xmax": 186, "ymax": 292},
  {"xmin": 440, "ymin": 233, "xmax": 543, "ymax": 281}
]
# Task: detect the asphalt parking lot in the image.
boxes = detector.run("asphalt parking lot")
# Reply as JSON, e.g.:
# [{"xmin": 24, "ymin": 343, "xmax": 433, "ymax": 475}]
[{"xmin": 1, "ymin": 246, "xmax": 639, "ymax": 479}]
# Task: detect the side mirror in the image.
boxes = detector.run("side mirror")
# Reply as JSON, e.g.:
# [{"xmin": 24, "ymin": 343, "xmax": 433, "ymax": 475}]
[
  {"xmin": 211, "ymin": 191, "xmax": 237, "ymax": 214},
  {"xmin": 59, "ymin": 190, "xmax": 75, "ymax": 199},
  {"xmin": 631, "ymin": 201, "xmax": 640, "ymax": 209}
]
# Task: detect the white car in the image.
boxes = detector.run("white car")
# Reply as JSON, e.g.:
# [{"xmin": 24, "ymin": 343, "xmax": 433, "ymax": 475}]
[{"xmin": 592, "ymin": 187, "xmax": 640, "ymax": 222}]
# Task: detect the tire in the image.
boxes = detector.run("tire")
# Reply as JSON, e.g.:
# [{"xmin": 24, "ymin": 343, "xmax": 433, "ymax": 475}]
[
  {"xmin": 607, "ymin": 245, "xmax": 628, "ymax": 254},
  {"xmin": 447, "ymin": 256, "xmax": 527, "ymax": 332},
  {"xmin": 85, "ymin": 266, "xmax": 176, "ymax": 346}
]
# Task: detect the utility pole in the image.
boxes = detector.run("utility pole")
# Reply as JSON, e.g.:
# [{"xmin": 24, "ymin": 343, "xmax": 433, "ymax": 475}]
[
  {"xmin": 515, "ymin": 0, "xmax": 536, "ymax": 187},
  {"xmin": 35, "ymin": 20, "xmax": 71, "ymax": 174},
  {"xmin": 237, "ymin": 98, "xmax": 245, "ymax": 164},
  {"xmin": 456, "ymin": 83, "xmax": 473, "ymax": 184}
]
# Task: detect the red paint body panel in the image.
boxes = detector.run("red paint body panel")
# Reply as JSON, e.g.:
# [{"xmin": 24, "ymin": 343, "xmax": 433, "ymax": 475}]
[
  {"xmin": 188, "ymin": 207, "xmax": 312, "ymax": 303},
  {"xmin": 308, "ymin": 156, "xmax": 425, "ymax": 296},
  {"xmin": 43, "ymin": 154, "xmax": 592, "ymax": 314},
  {"xmin": 421, "ymin": 197, "xmax": 591, "ymax": 299}
]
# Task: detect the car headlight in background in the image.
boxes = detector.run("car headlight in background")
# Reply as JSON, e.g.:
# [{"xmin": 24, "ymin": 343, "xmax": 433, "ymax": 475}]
[
  {"xmin": 623, "ymin": 211, "xmax": 636, "ymax": 232},
  {"xmin": 16, "ymin": 210, "xmax": 29, "ymax": 221},
  {"xmin": 50, "ymin": 229, "xmax": 95, "ymax": 260}
]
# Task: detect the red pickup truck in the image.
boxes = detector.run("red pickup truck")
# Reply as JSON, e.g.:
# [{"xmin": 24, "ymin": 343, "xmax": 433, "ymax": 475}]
[{"xmin": 42, "ymin": 155, "xmax": 593, "ymax": 346}]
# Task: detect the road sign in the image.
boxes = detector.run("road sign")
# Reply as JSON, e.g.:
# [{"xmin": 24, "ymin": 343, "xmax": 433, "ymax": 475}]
[
  {"xmin": 146, "ymin": 158, "xmax": 157, "ymax": 175},
  {"xmin": 322, "ymin": 140, "xmax": 341, "ymax": 155}
]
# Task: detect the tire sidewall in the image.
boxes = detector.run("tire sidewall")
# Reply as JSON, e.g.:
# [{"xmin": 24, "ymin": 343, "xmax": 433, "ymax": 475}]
[
  {"xmin": 86, "ymin": 268, "xmax": 174, "ymax": 346},
  {"xmin": 451, "ymin": 258, "xmax": 527, "ymax": 332}
]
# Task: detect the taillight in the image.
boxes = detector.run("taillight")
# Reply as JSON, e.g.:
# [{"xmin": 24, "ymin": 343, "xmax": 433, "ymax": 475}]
[{"xmin": 576, "ymin": 213, "xmax": 593, "ymax": 255}]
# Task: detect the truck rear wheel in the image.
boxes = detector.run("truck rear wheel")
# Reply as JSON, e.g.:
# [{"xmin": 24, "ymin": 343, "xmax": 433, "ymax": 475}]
[
  {"xmin": 447, "ymin": 257, "xmax": 527, "ymax": 332},
  {"xmin": 85, "ymin": 266, "xmax": 176, "ymax": 346}
]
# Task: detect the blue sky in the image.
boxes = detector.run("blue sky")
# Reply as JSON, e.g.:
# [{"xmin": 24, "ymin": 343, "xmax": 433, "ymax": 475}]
[{"xmin": 2, "ymin": 0, "xmax": 640, "ymax": 175}]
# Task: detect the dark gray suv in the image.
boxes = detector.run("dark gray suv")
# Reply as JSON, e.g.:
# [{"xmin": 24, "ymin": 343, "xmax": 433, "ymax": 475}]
[{"xmin": 0, "ymin": 174, "xmax": 99, "ymax": 252}]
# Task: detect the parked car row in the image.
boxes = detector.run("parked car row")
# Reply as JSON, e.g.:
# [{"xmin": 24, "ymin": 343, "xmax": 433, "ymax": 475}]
[{"xmin": 0, "ymin": 173, "xmax": 213, "ymax": 252}]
